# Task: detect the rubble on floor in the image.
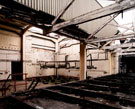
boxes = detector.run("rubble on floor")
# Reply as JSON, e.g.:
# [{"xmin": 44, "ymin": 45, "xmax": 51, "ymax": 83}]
[{"xmin": 0, "ymin": 73, "xmax": 135, "ymax": 109}]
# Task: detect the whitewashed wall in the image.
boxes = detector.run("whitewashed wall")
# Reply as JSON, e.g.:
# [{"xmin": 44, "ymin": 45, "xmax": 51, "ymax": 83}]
[
  {"xmin": 23, "ymin": 32, "xmax": 55, "ymax": 78},
  {"xmin": 0, "ymin": 30, "xmax": 21, "ymax": 80},
  {"xmin": 58, "ymin": 39, "xmax": 80, "ymax": 77},
  {"xmin": 0, "ymin": 29, "xmax": 56, "ymax": 80},
  {"xmin": 87, "ymin": 50, "xmax": 110, "ymax": 78},
  {"xmin": 58, "ymin": 39, "xmax": 117, "ymax": 78},
  {"xmin": 0, "ymin": 29, "xmax": 119, "ymax": 80}
]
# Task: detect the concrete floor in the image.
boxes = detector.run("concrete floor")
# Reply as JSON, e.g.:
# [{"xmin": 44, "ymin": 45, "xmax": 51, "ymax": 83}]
[{"xmin": 25, "ymin": 97, "xmax": 86, "ymax": 109}]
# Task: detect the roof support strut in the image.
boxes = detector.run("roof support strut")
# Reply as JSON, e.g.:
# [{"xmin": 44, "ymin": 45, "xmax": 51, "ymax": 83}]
[
  {"xmin": 87, "ymin": 33, "xmax": 135, "ymax": 44},
  {"xmin": 86, "ymin": 13, "xmax": 119, "ymax": 41},
  {"xmin": 52, "ymin": 0, "xmax": 135, "ymax": 31},
  {"xmin": 51, "ymin": 0, "xmax": 75, "ymax": 25}
]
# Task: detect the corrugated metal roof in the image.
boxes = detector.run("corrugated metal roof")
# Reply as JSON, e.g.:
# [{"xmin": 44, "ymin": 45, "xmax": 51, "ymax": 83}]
[{"xmin": 13, "ymin": 0, "xmax": 118, "ymax": 38}]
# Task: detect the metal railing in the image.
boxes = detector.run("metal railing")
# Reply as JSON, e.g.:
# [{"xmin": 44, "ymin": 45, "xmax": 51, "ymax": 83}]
[{"xmin": 2, "ymin": 73, "xmax": 27, "ymax": 96}]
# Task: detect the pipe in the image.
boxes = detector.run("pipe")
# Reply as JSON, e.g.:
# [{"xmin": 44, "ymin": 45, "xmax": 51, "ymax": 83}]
[{"xmin": 87, "ymin": 54, "xmax": 93, "ymax": 68}]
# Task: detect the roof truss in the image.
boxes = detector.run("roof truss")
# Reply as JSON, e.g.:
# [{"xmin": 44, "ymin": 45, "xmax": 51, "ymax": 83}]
[{"xmin": 52, "ymin": 0, "xmax": 135, "ymax": 31}]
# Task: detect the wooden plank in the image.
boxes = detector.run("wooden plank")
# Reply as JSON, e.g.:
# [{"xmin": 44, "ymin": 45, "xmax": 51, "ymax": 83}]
[{"xmin": 53, "ymin": 0, "xmax": 135, "ymax": 31}]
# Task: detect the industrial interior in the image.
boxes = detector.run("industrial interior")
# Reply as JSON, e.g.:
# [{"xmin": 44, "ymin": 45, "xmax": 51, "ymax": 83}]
[{"xmin": 0, "ymin": 0, "xmax": 135, "ymax": 108}]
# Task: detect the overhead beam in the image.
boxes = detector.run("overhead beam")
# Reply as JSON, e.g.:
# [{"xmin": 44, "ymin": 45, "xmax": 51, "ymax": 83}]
[
  {"xmin": 0, "ymin": 24, "xmax": 22, "ymax": 35},
  {"xmin": 133, "ymin": 11, "xmax": 135, "ymax": 32},
  {"xmin": 53, "ymin": 0, "xmax": 135, "ymax": 31},
  {"xmin": 51, "ymin": 0, "xmax": 75, "ymax": 25},
  {"xmin": 0, "ymin": 0, "xmax": 89, "ymax": 40},
  {"xmin": 121, "ymin": 25, "xmax": 133, "ymax": 34},
  {"xmin": 87, "ymin": 33, "xmax": 135, "ymax": 43},
  {"xmin": 21, "ymin": 25, "xmax": 32, "ymax": 35},
  {"xmin": 105, "ymin": 42, "xmax": 135, "ymax": 50},
  {"xmin": 0, "ymin": 20, "xmax": 23, "ymax": 30},
  {"xmin": 0, "ymin": 27, "xmax": 21, "ymax": 36},
  {"xmin": 120, "ymin": 52, "xmax": 135, "ymax": 55},
  {"xmin": 99, "ymin": 41, "xmax": 112, "ymax": 50},
  {"xmin": 109, "ymin": 24, "xmax": 133, "ymax": 30},
  {"xmin": 87, "ymin": 13, "xmax": 119, "ymax": 41},
  {"xmin": 58, "ymin": 29, "xmax": 85, "ymax": 41},
  {"xmin": 121, "ymin": 48, "xmax": 135, "ymax": 53},
  {"xmin": 115, "ymin": 0, "xmax": 123, "ymax": 3}
]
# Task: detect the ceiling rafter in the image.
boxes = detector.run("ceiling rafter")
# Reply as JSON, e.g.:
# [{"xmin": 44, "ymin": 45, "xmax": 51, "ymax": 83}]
[
  {"xmin": 0, "ymin": 0, "xmax": 89, "ymax": 41},
  {"xmin": 86, "ymin": 13, "xmax": 119, "ymax": 42},
  {"xmin": 87, "ymin": 33, "xmax": 135, "ymax": 44},
  {"xmin": 51, "ymin": 0, "xmax": 75, "ymax": 25},
  {"xmin": 52, "ymin": 0, "xmax": 135, "ymax": 31}
]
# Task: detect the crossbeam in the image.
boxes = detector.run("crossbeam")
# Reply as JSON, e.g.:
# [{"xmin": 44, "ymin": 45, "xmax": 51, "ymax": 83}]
[
  {"xmin": 87, "ymin": 33, "xmax": 135, "ymax": 43},
  {"xmin": 99, "ymin": 41, "xmax": 112, "ymax": 50},
  {"xmin": 109, "ymin": 23, "xmax": 133, "ymax": 30},
  {"xmin": 52, "ymin": 0, "xmax": 135, "ymax": 31},
  {"xmin": 87, "ymin": 13, "xmax": 119, "ymax": 41},
  {"xmin": 133, "ymin": 14, "xmax": 135, "ymax": 32},
  {"xmin": 105, "ymin": 42, "xmax": 135, "ymax": 50}
]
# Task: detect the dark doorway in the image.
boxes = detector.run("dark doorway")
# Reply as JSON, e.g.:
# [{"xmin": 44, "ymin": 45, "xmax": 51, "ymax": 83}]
[
  {"xmin": 11, "ymin": 61, "xmax": 23, "ymax": 80},
  {"xmin": 119, "ymin": 55, "xmax": 135, "ymax": 74}
]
